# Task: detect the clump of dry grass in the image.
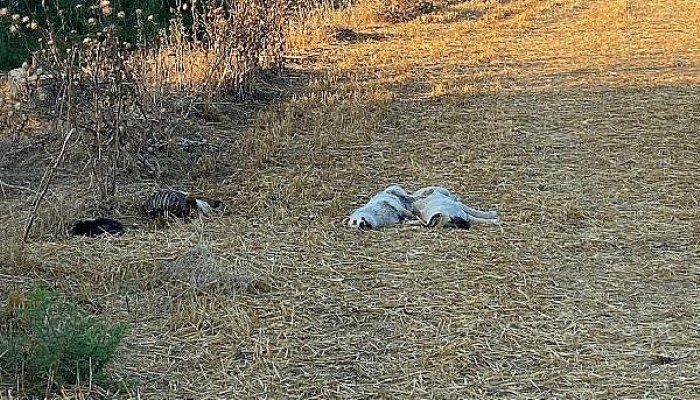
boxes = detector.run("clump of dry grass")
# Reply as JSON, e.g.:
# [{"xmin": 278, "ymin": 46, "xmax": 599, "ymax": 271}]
[
  {"xmin": 161, "ymin": 243, "xmax": 270, "ymax": 294},
  {"xmin": 286, "ymin": 0, "xmax": 383, "ymax": 50},
  {"xmin": 0, "ymin": 186, "xmax": 95, "ymax": 247},
  {"xmin": 0, "ymin": 234, "xmax": 34, "ymax": 273},
  {"xmin": 135, "ymin": 0, "xmax": 285, "ymax": 99}
]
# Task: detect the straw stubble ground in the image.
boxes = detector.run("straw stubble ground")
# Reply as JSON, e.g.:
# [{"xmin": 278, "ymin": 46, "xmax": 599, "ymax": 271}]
[{"xmin": 2, "ymin": 0, "xmax": 700, "ymax": 398}]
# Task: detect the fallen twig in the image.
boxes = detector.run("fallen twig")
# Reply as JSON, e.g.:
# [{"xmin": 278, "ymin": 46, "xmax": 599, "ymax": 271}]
[{"xmin": 0, "ymin": 179, "xmax": 38, "ymax": 198}]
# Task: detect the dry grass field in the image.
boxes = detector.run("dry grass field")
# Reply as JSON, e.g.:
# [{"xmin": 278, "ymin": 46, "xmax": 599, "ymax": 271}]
[{"xmin": 1, "ymin": 0, "xmax": 699, "ymax": 398}]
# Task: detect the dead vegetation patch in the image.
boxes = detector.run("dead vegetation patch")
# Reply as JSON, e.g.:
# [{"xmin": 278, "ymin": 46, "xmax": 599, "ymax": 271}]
[
  {"xmin": 378, "ymin": 0, "xmax": 440, "ymax": 22},
  {"xmin": 160, "ymin": 244, "xmax": 271, "ymax": 294}
]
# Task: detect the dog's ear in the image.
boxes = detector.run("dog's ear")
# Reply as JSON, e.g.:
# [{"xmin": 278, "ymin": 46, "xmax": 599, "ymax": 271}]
[{"xmin": 359, "ymin": 217, "xmax": 373, "ymax": 230}]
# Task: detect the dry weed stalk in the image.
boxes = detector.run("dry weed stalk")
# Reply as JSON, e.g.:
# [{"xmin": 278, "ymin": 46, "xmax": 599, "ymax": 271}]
[{"xmin": 23, "ymin": 128, "xmax": 75, "ymax": 242}]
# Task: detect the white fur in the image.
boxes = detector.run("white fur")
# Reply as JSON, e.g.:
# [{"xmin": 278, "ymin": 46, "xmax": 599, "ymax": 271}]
[
  {"xmin": 194, "ymin": 198, "xmax": 225, "ymax": 215},
  {"xmin": 413, "ymin": 186, "xmax": 454, "ymax": 199},
  {"xmin": 195, "ymin": 198, "xmax": 214, "ymax": 214},
  {"xmin": 343, "ymin": 185, "xmax": 415, "ymax": 230},
  {"xmin": 412, "ymin": 186, "xmax": 500, "ymax": 227}
]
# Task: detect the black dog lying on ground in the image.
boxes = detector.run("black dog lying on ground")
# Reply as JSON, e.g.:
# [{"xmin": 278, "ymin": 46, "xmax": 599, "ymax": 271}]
[{"xmin": 69, "ymin": 217, "xmax": 125, "ymax": 237}]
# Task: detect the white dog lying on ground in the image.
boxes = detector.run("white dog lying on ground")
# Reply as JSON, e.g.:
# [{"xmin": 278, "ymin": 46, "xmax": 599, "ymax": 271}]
[
  {"xmin": 343, "ymin": 185, "xmax": 415, "ymax": 230},
  {"xmin": 411, "ymin": 186, "xmax": 500, "ymax": 229}
]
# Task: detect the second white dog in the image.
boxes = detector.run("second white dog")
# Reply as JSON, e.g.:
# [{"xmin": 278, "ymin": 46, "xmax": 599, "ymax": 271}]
[{"xmin": 412, "ymin": 186, "xmax": 500, "ymax": 229}]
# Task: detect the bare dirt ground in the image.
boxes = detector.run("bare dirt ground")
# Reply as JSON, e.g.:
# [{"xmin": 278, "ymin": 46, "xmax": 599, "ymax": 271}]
[{"xmin": 1, "ymin": 0, "xmax": 699, "ymax": 398}]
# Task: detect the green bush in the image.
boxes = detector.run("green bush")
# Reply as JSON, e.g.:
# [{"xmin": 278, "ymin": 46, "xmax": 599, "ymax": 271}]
[
  {"xmin": 0, "ymin": 19, "xmax": 30, "ymax": 70},
  {"xmin": 0, "ymin": 284, "xmax": 128, "ymax": 393},
  {"xmin": 0, "ymin": 0, "xmax": 176, "ymax": 71}
]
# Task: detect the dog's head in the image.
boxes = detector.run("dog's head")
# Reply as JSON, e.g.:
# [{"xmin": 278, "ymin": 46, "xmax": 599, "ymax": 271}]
[
  {"xmin": 343, "ymin": 213, "xmax": 377, "ymax": 230},
  {"xmin": 384, "ymin": 184, "xmax": 409, "ymax": 197}
]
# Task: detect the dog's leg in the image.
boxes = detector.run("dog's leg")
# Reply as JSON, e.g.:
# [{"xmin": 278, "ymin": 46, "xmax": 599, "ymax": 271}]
[
  {"xmin": 460, "ymin": 204, "xmax": 499, "ymax": 219},
  {"xmin": 398, "ymin": 208, "xmax": 416, "ymax": 220},
  {"xmin": 404, "ymin": 218, "xmax": 427, "ymax": 226},
  {"xmin": 384, "ymin": 201, "xmax": 416, "ymax": 222},
  {"xmin": 466, "ymin": 215, "xmax": 501, "ymax": 225},
  {"xmin": 393, "ymin": 204, "xmax": 415, "ymax": 219}
]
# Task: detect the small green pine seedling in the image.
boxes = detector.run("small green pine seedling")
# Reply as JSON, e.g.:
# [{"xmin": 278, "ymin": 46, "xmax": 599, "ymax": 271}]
[{"xmin": 0, "ymin": 284, "xmax": 128, "ymax": 394}]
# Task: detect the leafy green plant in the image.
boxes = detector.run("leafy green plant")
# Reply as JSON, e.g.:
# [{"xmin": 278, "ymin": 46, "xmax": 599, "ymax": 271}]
[{"xmin": 0, "ymin": 284, "xmax": 128, "ymax": 393}]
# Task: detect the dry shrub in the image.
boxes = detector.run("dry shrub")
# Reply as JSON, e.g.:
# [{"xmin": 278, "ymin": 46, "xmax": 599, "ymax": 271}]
[
  {"xmin": 0, "ymin": 0, "xmax": 287, "ymax": 235},
  {"xmin": 0, "ymin": 72, "xmax": 34, "ymax": 140},
  {"xmin": 161, "ymin": 244, "xmax": 270, "ymax": 294},
  {"xmin": 0, "ymin": 235, "xmax": 35, "ymax": 272},
  {"xmin": 285, "ymin": 0, "xmax": 445, "ymax": 51},
  {"xmin": 286, "ymin": 0, "xmax": 379, "ymax": 49},
  {"xmin": 136, "ymin": 0, "xmax": 285, "ymax": 100}
]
